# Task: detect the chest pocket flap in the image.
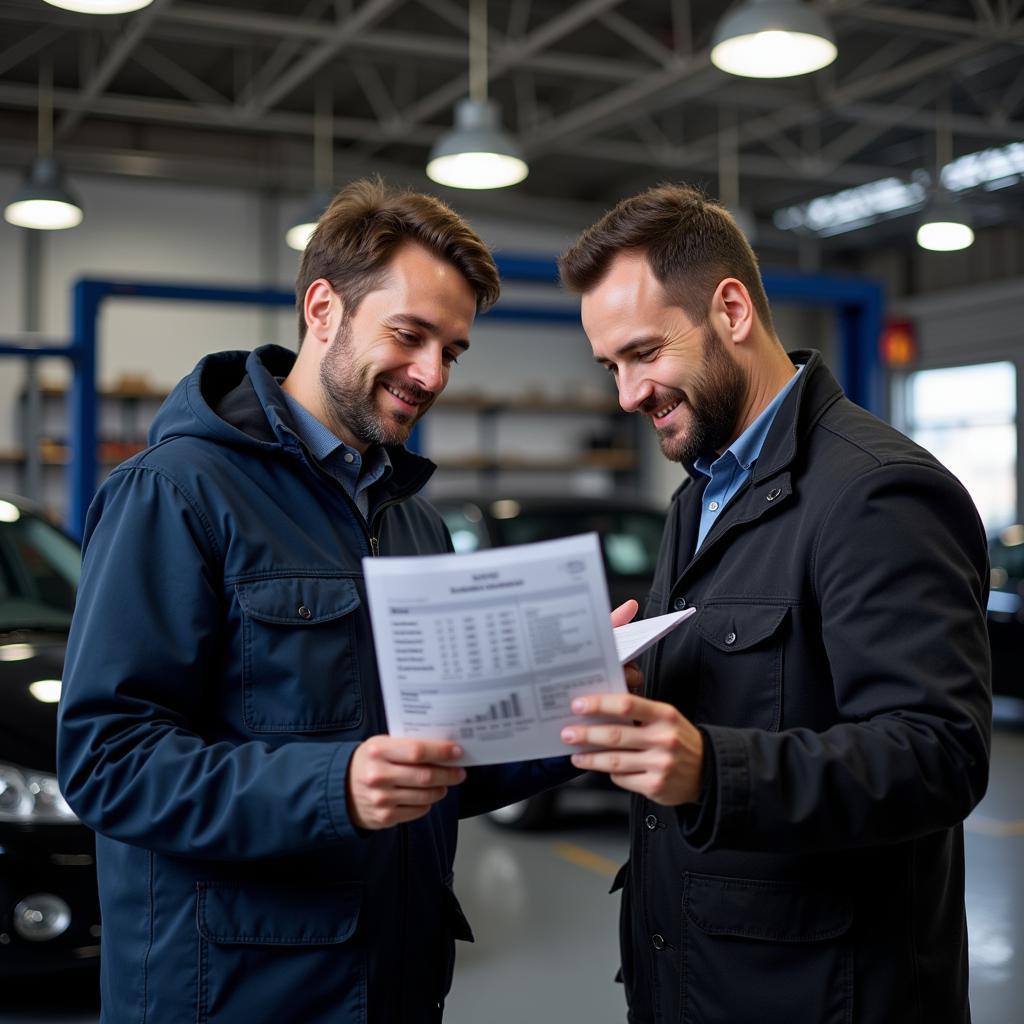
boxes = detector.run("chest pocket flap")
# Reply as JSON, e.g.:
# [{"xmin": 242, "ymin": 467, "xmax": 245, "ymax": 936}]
[
  {"xmin": 684, "ymin": 873, "xmax": 852, "ymax": 943},
  {"xmin": 694, "ymin": 601, "xmax": 790, "ymax": 652},
  {"xmin": 236, "ymin": 576, "xmax": 360, "ymax": 625},
  {"xmin": 235, "ymin": 576, "xmax": 363, "ymax": 733},
  {"xmin": 197, "ymin": 882, "xmax": 361, "ymax": 946}
]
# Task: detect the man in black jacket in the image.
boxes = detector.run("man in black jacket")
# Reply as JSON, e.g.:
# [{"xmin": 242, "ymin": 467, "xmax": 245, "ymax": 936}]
[{"xmin": 558, "ymin": 183, "xmax": 991, "ymax": 1024}]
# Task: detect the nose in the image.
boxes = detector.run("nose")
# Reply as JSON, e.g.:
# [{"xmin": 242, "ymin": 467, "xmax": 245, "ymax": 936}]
[
  {"xmin": 409, "ymin": 345, "xmax": 445, "ymax": 393},
  {"xmin": 616, "ymin": 367, "xmax": 654, "ymax": 413}
]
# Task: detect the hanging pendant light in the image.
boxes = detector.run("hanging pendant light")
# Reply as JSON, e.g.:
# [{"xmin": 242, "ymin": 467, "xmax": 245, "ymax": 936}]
[
  {"xmin": 426, "ymin": 0, "xmax": 528, "ymax": 189},
  {"xmin": 916, "ymin": 208, "xmax": 974, "ymax": 252},
  {"xmin": 711, "ymin": 0, "xmax": 837, "ymax": 79},
  {"xmin": 917, "ymin": 97, "xmax": 973, "ymax": 253},
  {"xmin": 286, "ymin": 84, "xmax": 335, "ymax": 251},
  {"xmin": 4, "ymin": 61, "xmax": 83, "ymax": 231},
  {"xmin": 42, "ymin": 1, "xmax": 154, "ymax": 12}
]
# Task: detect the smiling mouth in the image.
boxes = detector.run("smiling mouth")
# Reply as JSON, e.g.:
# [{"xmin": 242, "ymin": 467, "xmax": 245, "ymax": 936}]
[
  {"xmin": 380, "ymin": 381, "xmax": 429, "ymax": 409},
  {"xmin": 652, "ymin": 398, "xmax": 682, "ymax": 421}
]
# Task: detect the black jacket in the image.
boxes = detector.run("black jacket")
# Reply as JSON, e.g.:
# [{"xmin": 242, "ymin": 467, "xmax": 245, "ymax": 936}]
[
  {"xmin": 618, "ymin": 350, "xmax": 991, "ymax": 1024},
  {"xmin": 58, "ymin": 346, "xmax": 576, "ymax": 1024}
]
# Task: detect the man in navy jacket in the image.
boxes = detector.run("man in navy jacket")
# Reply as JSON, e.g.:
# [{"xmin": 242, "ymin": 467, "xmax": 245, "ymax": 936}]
[
  {"xmin": 558, "ymin": 184, "xmax": 991, "ymax": 1023},
  {"xmin": 57, "ymin": 179, "xmax": 594, "ymax": 1023}
]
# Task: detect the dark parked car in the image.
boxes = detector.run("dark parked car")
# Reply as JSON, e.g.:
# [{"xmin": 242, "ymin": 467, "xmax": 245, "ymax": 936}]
[
  {"xmin": 988, "ymin": 523, "xmax": 1024, "ymax": 708},
  {"xmin": 433, "ymin": 494, "xmax": 666, "ymax": 827},
  {"xmin": 0, "ymin": 495, "xmax": 100, "ymax": 975}
]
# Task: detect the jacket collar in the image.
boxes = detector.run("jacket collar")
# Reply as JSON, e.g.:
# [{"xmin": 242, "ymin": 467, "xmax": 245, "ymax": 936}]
[
  {"xmin": 220, "ymin": 345, "xmax": 438, "ymax": 501},
  {"xmin": 750, "ymin": 349, "xmax": 843, "ymax": 484}
]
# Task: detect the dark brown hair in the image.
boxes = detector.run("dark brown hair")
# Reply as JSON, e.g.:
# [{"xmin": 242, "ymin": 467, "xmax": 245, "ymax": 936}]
[
  {"xmin": 295, "ymin": 177, "xmax": 501, "ymax": 342},
  {"xmin": 559, "ymin": 182, "xmax": 773, "ymax": 333}
]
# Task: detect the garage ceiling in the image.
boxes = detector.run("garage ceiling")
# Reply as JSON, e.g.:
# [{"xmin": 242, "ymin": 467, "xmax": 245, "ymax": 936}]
[{"xmin": 0, "ymin": 0, "xmax": 1022, "ymax": 251}]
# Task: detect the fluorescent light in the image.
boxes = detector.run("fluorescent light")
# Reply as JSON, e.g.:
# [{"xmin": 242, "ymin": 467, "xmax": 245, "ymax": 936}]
[
  {"xmin": 941, "ymin": 142, "xmax": 1024, "ymax": 193},
  {"xmin": 774, "ymin": 177, "xmax": 927, "ymax": 235},
  {"xmin": 0, "ymin": 500, "xmax": 21, "ymax": 523},
  {"xmin": 427, "ymin": 99, "xmax": 528, "ymax": 190},
  {"xmin": 42, "ymin": 0, "xmax": 154, "ymax": 12},
  {"xmin": 711, "ymin": 0, "xmax": 837, "ymax": 79}
]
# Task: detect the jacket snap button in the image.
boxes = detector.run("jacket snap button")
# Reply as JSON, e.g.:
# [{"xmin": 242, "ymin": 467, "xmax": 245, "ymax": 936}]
[
  {"xmin": 298, "ymin": 605, "xmax": 312, "ymax": 619},
  {"xmin": 724, "ymin": 631, "xmax": 737, "ymax": 645},
  {"xmin": 766, "ymin": 487, "xmax": 782, "ymax": 502},
  {"xmin": 645, "ymin": 813, "xmax": 659, "ymax": 830},
  {"xmin": 673, "ymin": 597, "xmax": 687, "ymax": 611},
  {"xmin": 651, "ymin": 933, "xmax": 666, "ymax": 951}
]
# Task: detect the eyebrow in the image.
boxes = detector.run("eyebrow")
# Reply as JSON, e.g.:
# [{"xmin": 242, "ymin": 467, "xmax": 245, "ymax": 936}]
[
  {"xmin": 388, "ymin": 314, "xmax": 470, "ymax": 351},
  {"xmin": 593, "ymin": 335, "xmax": 661, "ymax": 365}
]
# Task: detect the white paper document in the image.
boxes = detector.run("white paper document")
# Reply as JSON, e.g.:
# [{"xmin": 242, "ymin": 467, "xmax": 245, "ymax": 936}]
[
  {"xmin": 614, "ymin": 608, "xmax": 696, "ymax": 663},
  {"xmin": 363, "ymin": 533, "xmax": 627, "ymax": 766}
]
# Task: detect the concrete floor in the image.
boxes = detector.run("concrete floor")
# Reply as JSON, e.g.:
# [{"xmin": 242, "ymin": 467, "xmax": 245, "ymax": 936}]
[{"xmin": 4, "ymin": 726, "xmax": 1023, "ymax": 1024}]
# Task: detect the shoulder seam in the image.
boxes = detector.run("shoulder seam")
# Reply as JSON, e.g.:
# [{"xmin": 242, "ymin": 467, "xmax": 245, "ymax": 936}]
[{"xmin": 112, "ymin": 462, "xmax": 224, "ymax": 563}]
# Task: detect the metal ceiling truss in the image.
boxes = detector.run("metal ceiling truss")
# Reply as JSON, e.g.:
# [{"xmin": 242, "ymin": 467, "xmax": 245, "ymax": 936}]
[{"xmin": 0, "ymin": 0, "xmax": 1021, "ymax": 246}]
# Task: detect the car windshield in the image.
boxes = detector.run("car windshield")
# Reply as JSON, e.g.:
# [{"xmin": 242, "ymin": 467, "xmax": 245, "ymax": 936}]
[
  {"xmin": 495, "ymin": 509, "xmax": 664, "ymax": 578},
  {"xmin": 0, "ymin": 502, "xmax": 81, "ymax": 631}
]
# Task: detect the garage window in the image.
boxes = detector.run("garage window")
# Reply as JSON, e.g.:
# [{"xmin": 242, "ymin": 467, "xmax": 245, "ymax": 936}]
[{"xmin": 896, "ymin": 361, "xmax": 1017, "ymax": 533}]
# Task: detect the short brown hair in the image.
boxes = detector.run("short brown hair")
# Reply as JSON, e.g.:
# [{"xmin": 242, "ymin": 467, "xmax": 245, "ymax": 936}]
[
  {"xmin": 295, "ymin": 177, "xmax": 501, "ymax": 341},
  {"xmin": 559, "ymin": 183, "xmax": 773, "ymax": 334}
]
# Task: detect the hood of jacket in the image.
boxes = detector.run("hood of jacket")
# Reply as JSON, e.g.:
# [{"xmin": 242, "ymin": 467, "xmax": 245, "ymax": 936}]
[{"xmin": 147, "ymin": 343, "xmax": 437, "ymax": 492}]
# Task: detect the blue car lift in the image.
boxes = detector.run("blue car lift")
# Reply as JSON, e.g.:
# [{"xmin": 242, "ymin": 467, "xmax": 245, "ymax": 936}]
[{"xmin": 0, "ymin": 258, "xmax": 883, "ymax": 540}]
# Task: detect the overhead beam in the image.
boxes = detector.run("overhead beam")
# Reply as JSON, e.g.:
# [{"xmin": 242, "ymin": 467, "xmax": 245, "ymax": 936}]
[
  {"xmin": 55, "ymin": 0, "xmax": 172, "ymax": 143},
  {"xmin": 355, "ymin": 0, "xmax": 629, "ymax": 154},
  {"xmin": 240, "ymin": 0, "xmax": 403, "ymax": 120}
]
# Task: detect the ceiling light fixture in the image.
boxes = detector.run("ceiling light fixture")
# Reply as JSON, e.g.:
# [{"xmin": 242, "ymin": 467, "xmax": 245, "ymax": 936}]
[
  {"xmin": 3, "ymin": 61, "xmax": 83, "ymax": 231},
  {"xmin": 916, "ymin": 204, "xmax": 974, "ymax": 252},
  {"xmin": 41, "ymin": 1, "xmax": 154, "ymax": 13},
  {"xmin": 710, "ymin": 0, "xmax": 837, "ymax": 79},
  {"xmin": 918, "ymin": 98, "xmax": 973, "ymax": 253},
  {"xmin": 426, "ymin": 0, "xmax": 528, "ymax": 190},
  {"xmin": 286, "ymin": 84, "xmax": 334, "ymax": 252}
]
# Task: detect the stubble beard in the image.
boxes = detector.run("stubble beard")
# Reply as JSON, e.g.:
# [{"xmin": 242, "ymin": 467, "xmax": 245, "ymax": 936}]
[
  {"xmin": 654, "ymin": 323, "xmax": 747, "ymax": 465},
  {"xmin": 318, "ymin": 317, "xmax": 435, "ymax": 447}
]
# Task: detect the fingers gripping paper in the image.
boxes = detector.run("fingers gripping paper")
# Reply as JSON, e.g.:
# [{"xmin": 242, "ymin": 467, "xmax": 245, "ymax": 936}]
[{"xmin": 362, "ymin": 533, "xmax": 636, "ymax": 766}]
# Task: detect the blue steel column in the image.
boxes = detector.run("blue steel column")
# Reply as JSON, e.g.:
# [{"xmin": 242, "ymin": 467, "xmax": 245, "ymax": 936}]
[{"xmin": 69, "ymin": 280, "xmax": 104, "ymax": 540}]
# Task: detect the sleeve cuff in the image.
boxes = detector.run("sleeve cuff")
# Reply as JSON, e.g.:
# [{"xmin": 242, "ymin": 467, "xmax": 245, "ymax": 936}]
[{"xmin": 324, "ymin": 741, "xmax": 364, "ymax": 841}]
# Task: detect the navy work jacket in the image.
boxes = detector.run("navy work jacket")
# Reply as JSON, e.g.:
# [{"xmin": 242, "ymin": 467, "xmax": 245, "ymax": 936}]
[
  {"xmin": 617, "ymin": 350, "xmax": 992, "ymax": 1024},
  {"xmin": 57, "ymin": 346, "xmax": 575, "ymax": 1023}
]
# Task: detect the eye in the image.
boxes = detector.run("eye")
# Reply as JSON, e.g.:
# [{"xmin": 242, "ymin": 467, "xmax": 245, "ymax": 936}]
[
  {"xmin": 395, "ymin": 329, "xmax": 418, "ymax": 344},
  {"xmin": 637, "ymin": 348, "xmax": 657, "ymax": 362},
  {"xmin": 442, "ymin": 350, "xmax": 460, "ymax": 367},
  {"xmin": 603, "ymin": 363, "xmax": 618, "ymax": 376}
]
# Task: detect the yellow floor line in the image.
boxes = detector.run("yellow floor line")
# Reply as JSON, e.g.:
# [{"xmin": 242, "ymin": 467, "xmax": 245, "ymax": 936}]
[
  {"xmin": 966, "ymin": 815, "xmax": 1024, "ymax": 837},
  {"xmin": 553, "ymin": 841, "xmax": 620, "ymax": 878}
]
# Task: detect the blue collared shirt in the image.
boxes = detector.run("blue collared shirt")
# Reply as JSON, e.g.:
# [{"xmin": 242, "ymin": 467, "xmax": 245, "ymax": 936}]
[
  {"xmin": 281, "ymin": 391, "xmax": 391, "ymax": 519},
  {"xmin": 691, "ymin": 364, "xmax": 804, "ymax": 552}
]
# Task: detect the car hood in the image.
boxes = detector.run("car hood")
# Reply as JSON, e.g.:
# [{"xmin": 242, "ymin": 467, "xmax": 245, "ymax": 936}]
[{"xmin": 0, "ymin": 631, "xmax": 66, "ymax": 772}]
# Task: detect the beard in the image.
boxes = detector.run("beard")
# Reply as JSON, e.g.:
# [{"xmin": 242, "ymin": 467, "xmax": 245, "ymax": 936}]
[
  {"xmin": 647, "ymin": 323, "xmax": 747, "ymax": 465},
  {"xmin": 318, "ymin": 317, "xmax": 436, "ymax": 447}
]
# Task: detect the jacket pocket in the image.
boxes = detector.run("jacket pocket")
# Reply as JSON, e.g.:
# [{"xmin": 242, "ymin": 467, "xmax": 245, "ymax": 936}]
[
  {"xmin": 681, "ymin": 873, "xmax": 853, "ymax": 1024},
  {"xmin": 237, "ymin": 575, "xmax": 363, "ymax": 733},
  {"xmin": 196, "ymin": 882, "xmax": 364, "ymax": 1024},
  {"xmin": 694, "ymin": 600, "xmax": 790, "ymax": 731}
]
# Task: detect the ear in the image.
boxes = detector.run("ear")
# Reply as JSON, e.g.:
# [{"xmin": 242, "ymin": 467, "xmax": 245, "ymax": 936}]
[
  {"xmin": 711, "ymin": 278, "xmax": 753, "ymax": 344},
  {"xmin": 302, "ymin": 278, "xmax": 342, "ymax": 347}
]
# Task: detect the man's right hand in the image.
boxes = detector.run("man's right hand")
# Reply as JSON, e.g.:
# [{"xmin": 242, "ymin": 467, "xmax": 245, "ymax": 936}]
[{"xmin": 347, "ymin": 736, "xmax": 467, "ymax": 831}]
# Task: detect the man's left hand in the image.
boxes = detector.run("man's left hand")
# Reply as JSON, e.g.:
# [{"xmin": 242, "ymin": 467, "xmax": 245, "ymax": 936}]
[{"xmin": 560, "ymin": 694, "xmax": 704, "ymax": 806}]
